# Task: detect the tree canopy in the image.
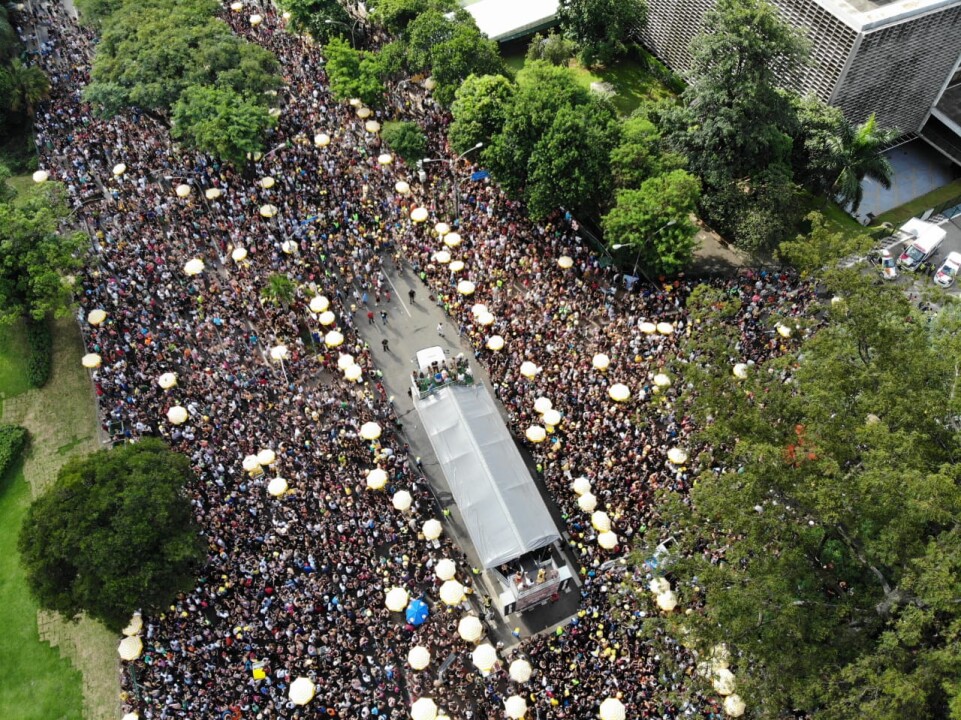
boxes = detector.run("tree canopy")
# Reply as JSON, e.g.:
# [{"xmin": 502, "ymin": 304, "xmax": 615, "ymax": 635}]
[
  {"xmin": 638, "ymin": 270, "xmax": 961, "ymax": 719},
  {"xmin": 323, "ymin": 37, "xmax": 386, "ymax": 107},
  {"xmin": 19, "ymin": 439, "xmax": 204, "ymax": 632},
  {"xmin": 0, "ymin": 181, "xmax": 86, "ymax": 324},
  {"xmin": 276, "ymin": 0, "xmax": 355, "ymax": 42},
  {"xmin": 557, "ymin": 0, "xmax": 646, "ymax": 67},
  {"xmin": 448, "ymin": 73, "xmax": 516, "ymax": 155},
  {"xmin": 381, "ymin": 120, "xmax": 427, "ymax": 165}
]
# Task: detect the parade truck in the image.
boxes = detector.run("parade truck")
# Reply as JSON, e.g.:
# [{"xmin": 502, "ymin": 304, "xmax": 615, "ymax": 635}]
[{"xmin": 412, "ymin": 347, "xmax": 573, "ymax": 615}]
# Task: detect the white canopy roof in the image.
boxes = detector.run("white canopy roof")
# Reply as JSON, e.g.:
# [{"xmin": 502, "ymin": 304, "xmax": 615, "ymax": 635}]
[
  {"xmin": 465, "ymin": 0, "xmax": 559, "ymax": 41},
  {"xmin": 416, "ymin": 384, "xmax": 560, "ymax": 568}
]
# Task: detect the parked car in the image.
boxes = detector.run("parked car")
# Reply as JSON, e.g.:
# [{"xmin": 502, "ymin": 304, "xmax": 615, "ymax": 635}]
[
  {"xmin": 879, "ymin": 248, "xmax": 898, "ymax": 280},
  {"xmin": 934, "ymin": 252, "xmax": 961, "ymax": 288}
]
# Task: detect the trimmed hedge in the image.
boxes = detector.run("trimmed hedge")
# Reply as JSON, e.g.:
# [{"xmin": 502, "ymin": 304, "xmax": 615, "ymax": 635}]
[
  {"xmin": 26, "ymin": 318, "xmax": 52, "ymax": 388},
  {"xmin": 0, "ymin": 424, "xmax": 27, "ymax": 477}
]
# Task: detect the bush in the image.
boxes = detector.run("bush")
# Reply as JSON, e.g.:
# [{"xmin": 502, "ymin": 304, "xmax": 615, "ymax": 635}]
[
  {"xmin": 26, "ymin": 318, "xmax": 51, "ymax": 388},
  {"xmin": 526, "ymin": 31, "xmax": 577, "ymax": 67},
  {"xmin": 0, "ymin": 424, "xmax": 28, "ymax": 477},
  {"xmin": 381, "ymin": 121, "xmax": 427, "ymax": 165}
]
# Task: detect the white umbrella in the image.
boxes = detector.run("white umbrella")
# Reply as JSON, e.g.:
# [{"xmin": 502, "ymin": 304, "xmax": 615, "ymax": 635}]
[
  {"xmin": 408, "ymin": 645, "xmax": 431, "ymax": 670},
  {"xmin": 122, "ymin": 713, "xmax": 139, "ymax": 720},
  {"xmin": 598, "ymin": 697, "xmax": 626, "ymax": 720},
  {"xmin": 723, "ymin": 694, "xmax": 746, "ymax": 717},
  {"xmin": 476, "ymin": 311, "xmax": 495, "ymax": 326},
  {"xmin": 439, "ymin": 580, "xmax": 465, "ymax": 606},
  {"xmin": 653, "ymin": 373, "xmax": 672, "ymax": 388},
  {"xmin": 337, "ymin": 354, "xmax": 355, "ymax": 371},
  {"xmin": 257, "ymin": 449, "xmax": 276, "ymax": 466},
  {"xmin": 395, "ymin": 180, "xmax": 411, "ymax": 195},
  {"xmin": 444, "ymin": 232, "xmax": 462, "ymax": 247},
  {"xmin": 732, "ymin": 363, "xmax": 749, "ymax": 379},
  {"xmin": 424, "ymin": 77, "xmax": 437, "ymax": 90},
  {"xmin": 410, "ymin": 698, "xmax": 438, "ymax": 720},
  {"xmin": 656, "ymin": 321, "xmax": 674, "ymax": 335},
  {"xmin": 557, "ymin": 255, "xmax": 574, "ymax": 269},
  {"xmin": 434, "ymin": 222, "xmax": 451, "ymax": 236},
  {"xmin": 471, "ymin": 643, "xmax": 498, "ymax": 672},
  {"xmin": 366, "ymin": 467, "xmax": 388, "ymax": 490},
  {"xmin": 360, "ymin": 421, "xmax": 381, "ymax": 440},
  {"xmin": 577, "ymin": 493, "xmax": 597, "ymax": 513},
  {"xmin": 167, "ymin": 406, "xmax": 188, "ymax": 425},
  {"xmin": 639, "ymin": 321, "xmax": 656, "ymax": 334},
  {"xmin": 449, "ymin": 260, "xmax": 465, "ymax": 273},
  {"xmin": 122, "ymin": 613, "xmax": 143, "ymax": 637},
  {"xmin": 572, "ymin": 477, "xmax": 591, "ymax": 496},
  {"xmin": 112, "ymin": 163, "xmax": 126, "ymax": 176},
  {"xmin": 392, "ymin": 490, "xmax": 413, "ymax": 512},
  {"xmin": 118, "ymin": 635, "xmax": 143, "ymax": 661},
  {"xmin": 591, "ymin": 511, "xmax": 612, "ymax": 532},
  {"xmin": 259, "ymin": 176, "xmax": 275, "ymax": 189},
  {"xmin": 432, "ymin": 250, "xmax": 451, "ymax": 264},
  {"xmin": 310, "ymin": 295, "xmax": 330, "ymax": 313},
  {"xmin": 434, "ymin": 558, "xmax": 456, "ymax": 581},
  {"xmin": 656, "ymin": 590, "xmax": 678, "ymax": 612},
  {"xmin": 344, "ymin": 364, "xmax": 363, "ymax": 382},
  {"xmin": 713, "ymin": 668, "xmax": 736, "ymax": 696},
  {"xmin": 357, "ymin": 106, "xmax": 372, "ymax": 119},
  {"xmin": 608, "ymin": 383, "xmax": 631, "ymax": 402},
  {"xmin": 314, "ymin": 133, "xmax": 331, "ymax": 147},
  {"xmin": 471, "ymin": 303, "xmax": 488, "ymax": 316},
  {"xmin": 231, "ymin": 247, "xmax": 248, "ymax": 262},
  {"xmin": 324, "ymin": 330, "xmax": 344, "ymax": 347},
  {"xmin": 533, "ymin": 396, "xmax": 553, "ymax": 414},
  {"xmin": 205, "ymin": 187, "xmax": 222, "ymax": 200},
  {"xmin": 457, "ymin": 615, "xmax": 483, "ymax": 642},
  {"xmin": 486, "ymin": 335, "xmax": 504, "ymax": 351},
  {"xmin": 349, "ymin": 98, "xmax": 362, "ymax": 107},
  {"xmin": 509, "ymin": 658, "xmax": 532, "ymax": 683},
  {"xmin": 183, "ymin": 258, "xmax": 205, "ymax": 276},
  {"xmin": 281, "ymin": 240, "xmax": 298, "ymax": 254},
  {"xmin": 649, "ymin": 577, "xmax": 671, "ymax": 594},
  {"xmin": 365, "ymin": 120, "xmax": 381, "ymax": 133},
  {"xmin": 87, "ymin": 309, "xmax": 107, "ymax": 326},
  {"xmin": 378, "ymin": 153, "xmax": 393, "ymax": 165},
  {"xmin": 457, "ymin": 280, "xmax": 476, "ymax": 296},
  {"xmin": 32, "ymin": 170, "xmax": 49, "ymax": 183},
  {"xmin": 592, "ymin": 353, "xmax": 610, "ymax": 371},
  {"xmin": 598, "ymin": 531, "xmax": 618, "ymax": 550},
  {"xmin": 667, "ymin": 448, "xmax": 688, "ymax": 465},
  {"xmin": 410, "ymin": 207, "xmax": 429, "ymax": 223},
  {"xmin": 249, "ymin": 13, "xmax": 263, "ymax": 25},
  {"xmin": 175, "ymin": 183, "xmax": 191, "ymax": 198},
  {"xmin": 542, "ymin": 409, "xmax": 562, "ymax": 427},
  {"xmin": 259, "ymin": 204, "xmax": 278, "ymax": 218},
  {"xmin": 422, "ymin": 518, "xmax": 443, "ymax": 540},
  {"xmin": 269, "ymin": 345, "xmax": 288, "ymax": 362},
  {"xmin": 525, "ymin": 426, "xmax": 546, "ymax": 443},
  {"xmin": 242, "ymin": 455, "xmax": 261, "ymax": 472},
  {"xmin": 505, "ymin": 695, "xmax": 528, "ymax": 719},
  {"xmin": 230, "ymin": 1, "xmax": 242, "ymax": 9},
  {"xmin": 385, "ymin": 587, "xmax": 409, "ymax": 612},
  {"xmin": 267, "ymin": 476, "xmax": 288, "ymax": 497},
  {"xmin": 289, "ymin": 677, "xmax": 315, "ymax": 705},
  {"xmin": 520, "ymin": 361, "xmax": 539, "ymax": 379}
]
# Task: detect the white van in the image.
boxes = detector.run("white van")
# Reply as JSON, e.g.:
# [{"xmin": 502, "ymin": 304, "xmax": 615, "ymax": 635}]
[{"xmin": 897, "ymin": 219, "xmax": 946, "ymax": 271}]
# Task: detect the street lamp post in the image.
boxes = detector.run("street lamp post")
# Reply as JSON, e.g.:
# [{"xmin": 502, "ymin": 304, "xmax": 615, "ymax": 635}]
[
  {"xmin": 419, "ymin": 142, "xmax": 483, "ymax": 220},
  {"xmin": 324, "ymin": 18, "xmax": 360, "ymax": 46},
  {"xmin": 611, "ymin": 220, "xmax": 677, "ymax": 283}
]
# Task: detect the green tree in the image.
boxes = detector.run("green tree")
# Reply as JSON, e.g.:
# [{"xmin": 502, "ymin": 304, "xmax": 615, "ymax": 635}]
[
  {"xmin": 171, "ymin": 86, "xmax": 276, "ymax": 168},
  {"xmin": 1, "ymin": 58, "xmax": 50, "ymax": 117},
  {"xmin": 777, "ymin": 211, "xmax": 874, "ymax": 276},
  {"xmin": 601, "ymin": 169, "xmax": 700, "ymax": 274},
  {"xmin": 381, "ymin": 120, "xmax": 427, "ymax": 165},
  {"xmin": 526, "ymin": 30, "xmax": 578, "ymax": 66},
  {"xmin": 19, "ymin": 439, "xmax": 204, "ymax": 633},
  {"xmin": 323, "ymin": 37, "xmax": 385, "ymax": 107},
  {"xmin": 449, "ymin": 73, "xmax": 516, "ymax": 154},
  {"xmin": 276, "ymin": 0, "xmax": 354, "ymax": 42},
  {"xmin": 429, "ymin": 23, "xmax": 504, "ymax": 106},
  {"xmin": 829, "ymin": 113, "xmax": 898, "ymax": 213},
  {"xmin": 790, "ymin": 93, "xmax": 846, "ymax": 196},
  {"xmin": 0, "ymin": 182, "xmax": 86, "ymax": 325},
  {"xmin": 639, "ymin": 272, "xmax": 961, "ymax": 719},
  {"xmin": 557, "ymin": 0, "xmax": 646, "ymax": 67},
  {"xmin": 609, "ymin": 112, "xmax": 684, "ymax": 189},
  {"xmin": 73, "ymin": 0, "xmax": 123, "ymax": 27},
  {"xmin": 526, "ymin": 101, "xmax": 619, "ymax": 219},
  {"xmin": 484, "ymin": 61, "xmax": 592, "ymax": 197},
  {"xmin": 367, "ymin": 0, "xmax": 458, "ymax": 33},
  {"xmin": 261, "ymin": 273, "xmax": 297, "ymax": 307}
]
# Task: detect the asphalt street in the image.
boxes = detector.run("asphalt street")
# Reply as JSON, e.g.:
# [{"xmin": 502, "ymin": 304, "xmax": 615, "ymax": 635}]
[{"xmin": 351, "ymin": 259, "xmax": 582, "ymax": 647}]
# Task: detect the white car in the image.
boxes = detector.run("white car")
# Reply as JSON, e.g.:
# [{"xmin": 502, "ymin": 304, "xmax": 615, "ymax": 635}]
[{"xmin": 934, "ymin": 252, "xmax": 961, "ymax": 288}]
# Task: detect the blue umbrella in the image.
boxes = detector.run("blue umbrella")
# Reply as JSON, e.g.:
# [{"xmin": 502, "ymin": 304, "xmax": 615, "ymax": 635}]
[{"xmin": 405, "ymin": 598, "xmax": 429, "ymax": 626}]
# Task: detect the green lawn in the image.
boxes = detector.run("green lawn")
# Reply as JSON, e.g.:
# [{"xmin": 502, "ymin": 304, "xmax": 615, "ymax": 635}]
[
  {"xmin": 0, "ymin": 321, "xmax": 84, "ymax": 720},
  {"xmin": 873, "ymin": 177, "xmax": 961, "ymax": 227}
]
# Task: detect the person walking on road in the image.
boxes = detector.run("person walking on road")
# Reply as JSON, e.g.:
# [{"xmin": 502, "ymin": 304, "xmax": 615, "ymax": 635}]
[
  {"xmin": 382, "ymin": 338, "xmax": 390, "ymax": 352},
  {"xmin": 380, "ymin": 310, "xmax": 388, "ymax": 325},
  {"xmin": 367, "ymin": 310, "xmax": 375, "ymax": 325},
  {"xmin": 437, "ymin": 322, "xmax": 444, "ymax": 337},
  {"xmin": 408, "ymin": 289, "xmax": 416, "ymax": 304}
]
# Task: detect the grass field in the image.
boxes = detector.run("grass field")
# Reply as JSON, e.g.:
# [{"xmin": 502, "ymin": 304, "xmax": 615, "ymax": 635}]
[
  {"xmin": 0, "ymin": 314, "xmax": 118, "ymax": 720},
  {"xmin": 0, "ymin": 320, "xmax": 84, "ymax": 720}
]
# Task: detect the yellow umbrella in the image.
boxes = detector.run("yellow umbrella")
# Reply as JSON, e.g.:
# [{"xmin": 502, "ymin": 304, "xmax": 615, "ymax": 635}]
[
  {"xmin": 449, "ymin": 260, "xmax": 465, "ymax": 273},
  {"xmin": 314, "ymin": 133, "xmax": 331, "ymax": 147},
  {"xmin": 639, "ymin": 321, "xmax": 657, "ymax": 334},
  {"xmin": 309, "ymin": 295, "xmax": 330, "ymax": 313},
  {"xmin": 167, "ymin": 406, "xmax": 188, "ymax": 425},
  {"xmin": 557, "ymin": 255, "xmax": 574, "ymax": 269},
  {"xmin": 598, "ymin": 531, "xmax": 618, "ymax": 549},
  {"xmin": 572, "ymin": 477, "xmax": 591, "ymax": 495},
  {"xmin": 242, "ymin": 454, "xmax": 261, "ymax": 472},
  {"xmin": 117, "ymin": 635, "xmax": 143, "ymax": 661},
  {"xmin": 395, "ymin": 180, "xmax": 411, "ymax": 195},
  {"xmin": 360, "ymin": 421, "xmax": 381, "ymax": 440},
  {"xmin": 434, "ymin": 222, "xmax": 451, "ymax": 236},
  {"xmin": 591, "ymin": 511, "xmax": 612, "ymax": 532},
  {"xmin": 732, "ymin": 363, "xmax": 749, "ymax": 379},
  {"xmin": 87, "ymin": 309, "xmax": 107, "ymax": 326},
  {"xmin": 458, "ymin": 280, "xmax": 476, "ymax": 295},
  {"xmin": 344, "ymin": 364, "xmax": 363, "ymax": 382},
  {"xmin": 656, "ymin": 321, "xmax": 674, "ymax": 335},
  {"xmin": 422, "ymin": 518, "xmax": 443, "ymax": 540},
  {"xmin": 577, "ymin": 492, "xmax": 597, "ymax": 513},
  {"xmin": 269, "ymin": 345, "xmax": 289, "ymax": 361},
  {"xmin": 509, "ymin": 658, "xmax": 532, "ymax": 683},
  {"xmin": 656, "ymin": 590, "xmax": 678, "ymax": 612},
  {"xmin": 457, "ymin": 614, "xmax": 483, "ymax": 642},
  {"xmin": 32, "ymin": 170, "xmax": 49, "ymax": 183},
  {"xmin": 289, "ymin": 677, "xmax": 316, "ymax": 706},
  {"xmin": 598, "ymin": 697, "xmax": 626, "ymax": 720},
  {"xmin": 337, "ymin": 353, "xmax": 355, "ymax": 371},
  {"xmin": 608, "ymin": 384, "xmax": 631, "ymax": 402},
  {"xmin": 324, "ymin": 330, "xmax": 344, "ymax": 347},
  {"xmin": 408, "ymin": 645, "xmax": 431, "ymax": 670},
  {"xmin": 471, "ymin": 643, "xmax": 498, "ymax": 672},
  {"xmin": 366, "ymin": 468, "xmax": 388, "ymax": 490},
  {"xmin": 526, "ymin": 426, "xmax": 546, "ymax": 443},
  {"xmin": 122, "ymin": 613, "xmax": 143, "ymax": 637},
  {"xmin": 434, "ymin": 558, "xmax": 456, "ymax": 581},
  {"xmin": 723, "ymin": 694, "xmax": 746, "ymax": 717},
  {"xmin": 249, "ymin": 13, "xmax": 263, "ymax": 25},
  {"xmin": 260, "ymin": 176, "xmax": 275, "ymax": 189},
  {"xmin": 112, "ymin": 163, "xmax": 126, "ymax": 176},
  {"xmin": 267, "ymin": 476, "xmax": 288, "ymax": 497},
  {"xmin": 349, "ymin": 98, "xmax": 362, "ymax": 108},
  {"xmin": 205, "ymin": 188, "xmax": 222, "ymax": 200},
  {"xmin": 257, "ymin": 448, "xmax": 276, "ymax": 466},
  {"xmin": 231, "ymin": 247, "xmax": 248, "ymax": 262},
  {"xmin": 713, "ymin": 668, "xmax": 736, "ymax": 695},
  {"xmin": 411, "ymin": 698, "xmax": 438, "ymax": 720},
  {"xmin": 476, "ymin": 311, "xmax": 495, "ymax": 326},
  {"xmin": 356, "ymin": 107, "xmax": 372, "ymax": 119},
  {"xmin": 81, "ymin": 353, "xmax": 102, "ymax": 369},
  {"xmin": 486, "ymin": 335, "xmax": 504, "ymax": 351},
  {"xmin": 410, "ymin": 207, "xmax": 429, "ymax": 223},
  {"xmin": 653, "ymin": 373, "xmax": 672, "ymax": 388},
  {"xmin": 378, "ymin": 153, "xmax": 393, "ymax": 165},
  {"xmin": 533, "ymin": 397, "xmax": 553, "ymax": 414},
  {"xmin": 444, "ymin": 232, "xmax": 462, "ymax": 247},
  {"xmin": 667, "ymin": 448, "xmax": 688, "ymax": 465},
  {"xmin": 439, "ymin": 579, "xmax": 465, "ymax": 606},
  {"xmin": 183, "ymin": 258, "xmax": 205, "ymax": 276},
  {"xmin": 318, "ymin": 310, "xmax": 336, "ymax": 326},
  {"xmin": 392, "ymin": 490, "xmax": 413, "ymax": 511},
  {"xmin": 505, "ymin": 695, "xmax": 528, "ymax": 719},
  {"xmin": 365, "ymin": 120, "xmax": 381, "ymax": 133},
  {"xmin": 542, "ymin": 408, "xmax": 562, "ymax": 427},
  {"xmin": 776, "ymin": 323, "xmax": 793, "ymax": 338},
  {"xmin": 385, "ymin": 586, "xmax": 409, "ymax": 612},
  {"xmin": 520, "ymin": 361, "xmax": 539, "ymax": 379},
  {"xmin": 433, "ymin": 250, "xmax": 451, "ymax": 264},
  {"xmin": 592, "ymin": 353, "xmax": 610, "ymax": 371},
  {"xmin": 157, "ymin": 372, "xmax": 177, "ymax": 389},
  {"xmin": 175, "ymin": 183, "xmax": 191, "ymax": 198},
  {"xmin": 259, "ymin": 204, "xmax": 278, "ymax": 218}
]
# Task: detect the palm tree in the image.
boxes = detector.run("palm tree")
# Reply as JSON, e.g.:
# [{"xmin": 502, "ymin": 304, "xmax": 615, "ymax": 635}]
[
  {"xmin": 260, "ymin": 273, "xmax": 296, "ymax": 307},
  {"xmin": 829, "ymin": 113, "xmax": 899, "ymax": 213},
  {"xmin": 4, "ymin": 59, "xmax": 51, "ymax": 117}
]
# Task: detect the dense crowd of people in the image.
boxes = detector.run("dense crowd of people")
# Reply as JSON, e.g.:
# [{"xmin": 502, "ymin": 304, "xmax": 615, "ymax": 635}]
[{"xmin": 16, "ymin": 2, "xmax": 818, "ymax": 718}]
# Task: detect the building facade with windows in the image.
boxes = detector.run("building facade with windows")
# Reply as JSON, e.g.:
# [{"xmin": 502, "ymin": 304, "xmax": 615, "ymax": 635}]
[{"xmin": 639, "ymin": 0, "xmax": 961, "ymax": 162}]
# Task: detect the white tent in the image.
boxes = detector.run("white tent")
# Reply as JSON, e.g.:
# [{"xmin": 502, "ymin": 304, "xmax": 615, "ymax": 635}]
[{"xmin": 416, "ymin": 384, "xmax": 560, "ymax": 568}]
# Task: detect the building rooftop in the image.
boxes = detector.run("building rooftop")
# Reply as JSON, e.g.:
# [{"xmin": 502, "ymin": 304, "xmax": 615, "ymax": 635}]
[
  {"xmin": 464, "ymin": 0, "xmax": 559, "ymax": 41},
  {"xmin": 814, "ymin": 0, "xmax": 961, "ymax": 30}
]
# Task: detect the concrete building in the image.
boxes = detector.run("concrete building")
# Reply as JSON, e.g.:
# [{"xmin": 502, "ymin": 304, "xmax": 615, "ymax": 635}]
[{"xmin": 639, "ymin": 0, "xmax": 961, "ymax": 163}]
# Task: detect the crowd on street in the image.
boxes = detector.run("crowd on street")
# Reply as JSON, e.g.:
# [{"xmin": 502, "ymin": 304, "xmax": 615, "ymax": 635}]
[{"xmin": 16, "ymin": 2, "xmax": 817, "ymax": 718}]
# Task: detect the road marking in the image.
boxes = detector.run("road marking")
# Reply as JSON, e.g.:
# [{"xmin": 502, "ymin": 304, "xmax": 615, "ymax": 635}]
[{"xmin": 385, "ymin": 272, "xmax": 412, "ymax": 317}]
